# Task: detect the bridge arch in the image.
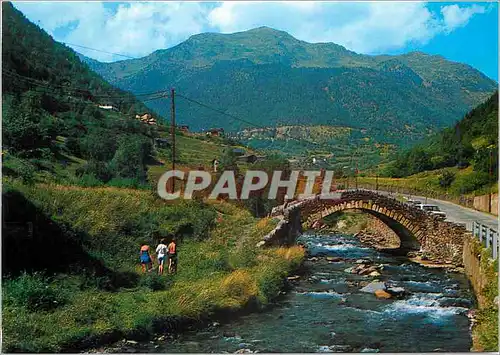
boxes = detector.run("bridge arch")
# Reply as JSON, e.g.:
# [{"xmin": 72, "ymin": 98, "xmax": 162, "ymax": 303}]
[
  {"xmin": 262, "ymin": 190, "xmax": 467, "ymax": 265},
  {"xmin": 306, "ymin": 204, "xmax": 421, "ymax": 252},
  {"xmin": 300, "ymin": 191, "xmax": 430, "ymax": 253}
]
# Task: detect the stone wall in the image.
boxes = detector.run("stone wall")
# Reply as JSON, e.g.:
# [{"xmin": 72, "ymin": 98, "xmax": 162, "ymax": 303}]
[
  {"xmin": 361, "ymin": 214, "xmax": 401, "ymax": 249},
  {"xmin": 473, "ymin": 193, "xmax": 498, "ymax": 216},
  {"xmin": 257, "ymin": 205, "xmax": 302, "ymax": 247},
  {"xmin": 462, "ymin": 236, "xmax": 493, "ymax": 307}
]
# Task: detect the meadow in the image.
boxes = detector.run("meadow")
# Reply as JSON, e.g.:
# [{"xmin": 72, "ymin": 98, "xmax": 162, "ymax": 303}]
[{"xmin": 2, "ymin": 178, "xmax": 304, "ymax": 352}]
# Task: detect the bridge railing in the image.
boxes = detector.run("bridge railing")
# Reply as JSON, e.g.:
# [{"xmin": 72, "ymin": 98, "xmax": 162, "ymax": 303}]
[{"xmin": 467, "ymin": 221, "xmax": 499, "ymax": 259}]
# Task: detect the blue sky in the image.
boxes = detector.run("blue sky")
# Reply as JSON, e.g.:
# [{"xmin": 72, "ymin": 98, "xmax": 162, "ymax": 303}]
[{"xmin": 13, "ymin": 1, "xmax": 498, "ymax": 81}]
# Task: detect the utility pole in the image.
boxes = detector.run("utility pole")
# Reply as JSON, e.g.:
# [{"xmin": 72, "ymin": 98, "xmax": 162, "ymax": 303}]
[
  {"xmin": 488, "ymin": 147, "xmax": 493, "ymax": 213},
  {"xmin": 355, "ymin": 160, "xmax": 359, "ymax": 190},
  {"xmin": 170, "ymin": 88, "xmax": 176, "ymax": 194}
]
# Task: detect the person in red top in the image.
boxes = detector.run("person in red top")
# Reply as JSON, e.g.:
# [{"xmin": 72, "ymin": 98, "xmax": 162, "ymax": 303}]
[
  {"xmin": 167, "ymin": 238, "xmax": 177, "ymax": 274},
  {"xmin": 139, "ymin": 244, "xmax": 153, "ymax": 273}
]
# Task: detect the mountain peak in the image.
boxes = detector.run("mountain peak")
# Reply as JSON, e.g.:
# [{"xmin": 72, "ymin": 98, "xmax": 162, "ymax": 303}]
[{"xmin": 245, "ymin": 26, "xmax": 289, "ymax": 35}]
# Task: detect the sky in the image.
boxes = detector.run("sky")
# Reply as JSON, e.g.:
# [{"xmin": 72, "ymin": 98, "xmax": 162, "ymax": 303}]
[{"xmin": 13, "ymin": 1, "xmax": 499, "ymax": 81}]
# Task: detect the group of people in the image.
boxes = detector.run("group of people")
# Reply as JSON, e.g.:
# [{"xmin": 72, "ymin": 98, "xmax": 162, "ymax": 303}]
[{"xmin": 139, "ymin": 238, "xmax": 177, "ymax": 275}]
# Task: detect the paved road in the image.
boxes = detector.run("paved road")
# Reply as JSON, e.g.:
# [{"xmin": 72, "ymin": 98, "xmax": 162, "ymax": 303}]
[{"xmin": 375, "ymin": 190, "xmax": 498, "ymax": 231}]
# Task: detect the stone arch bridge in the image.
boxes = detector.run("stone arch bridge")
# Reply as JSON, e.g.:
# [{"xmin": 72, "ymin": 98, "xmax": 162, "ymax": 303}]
[{"xmin": 259, "ymin": 190, "xmax": 469, "ymax": 265}]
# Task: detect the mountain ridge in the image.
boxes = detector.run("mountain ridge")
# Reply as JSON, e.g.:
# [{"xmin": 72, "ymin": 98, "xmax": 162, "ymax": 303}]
[{"xmin": 79, "ymin": 26, "xmax": 497, "ymax": 146}]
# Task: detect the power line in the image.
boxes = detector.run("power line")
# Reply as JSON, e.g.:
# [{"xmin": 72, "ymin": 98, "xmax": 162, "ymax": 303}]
[
  {"xmin": 62, "ymin": 42, "xmax": 139, "ymax": 60},
  {"xmin": 3, "ymin": 69, "xmax": 169, "ymax": 100},
  {"xmin": 177, "ymin": 93, "xmax": 264, "ymax": 129}
]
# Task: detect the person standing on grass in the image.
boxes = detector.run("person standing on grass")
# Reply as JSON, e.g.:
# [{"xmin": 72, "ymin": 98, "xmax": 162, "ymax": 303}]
[
  {"xmin": 155, "ymin": 239, "xmax": 168, "ymax": 275},
  {"xmin": 167, "ymin": 238, "xmax": 177, "ymax": 274},
  {"xmin": 139, "ymin": 243, "xmax": 153, "ymax": 273}
]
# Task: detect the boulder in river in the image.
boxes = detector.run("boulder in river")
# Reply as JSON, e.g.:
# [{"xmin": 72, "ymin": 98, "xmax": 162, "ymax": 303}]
[
  {"xmin": 374, "ymin": 289, "xmax": 392, "ymax": 299},
  {"xmin": 360, "ymin": 281, "xmax": 386, "ymax": 293},
  {"xmin": 368, "ymin": 271, "xmax": 381, "ymax": 277},
  {"xmin": 344, "ymin": 267, "xmax": 355, "ymax": 274},
  {"xmin": 359, "ymin": 266, "xmax": 377, "ymax": 275},
  {"xmin": 386, "ymin": 286, "xmax": 405, "ymax": 296}
]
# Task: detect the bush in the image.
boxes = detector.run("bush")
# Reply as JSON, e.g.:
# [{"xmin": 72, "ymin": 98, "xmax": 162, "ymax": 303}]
[
  {"xmin": 438, "ymin": 170, "xmax": 455, "ymax": 188},
  {"xmin": 256, "ymin": 266, "xmax": 284, "ymax": 303},
  {"xmin": 2, "ymin": 155, "xmax": 36, "ymax": 183},
  {"xmin": 76, "ymin": 160, "xmax": 112, "ymax": 182},
  {"xmin": 138, "ymin": 273, "xmax": 171, "ymax": 291},
  {"xmin": 450, "ymin": 171, "xmax": 490, "ymax": 194},
  {"xmin": 3, "ymin": 272, "xmax": 67, "ymax": 311},
  {"xmin": 75, "ymin": 173, "xmax": 105, "ymax": 187},
  {"xmin": 107, "ymin": 177, "xmax": 149, "ymax": 189}
]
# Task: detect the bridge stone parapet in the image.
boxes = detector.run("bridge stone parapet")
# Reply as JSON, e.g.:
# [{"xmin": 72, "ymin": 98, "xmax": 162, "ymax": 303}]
[
  {"xmin": 258, "ymin": 189, "xmax": 470, "ymax": 265},
  {"xmin": 257, "ymin": 204, "xmax": 303, "ymax": 248}
]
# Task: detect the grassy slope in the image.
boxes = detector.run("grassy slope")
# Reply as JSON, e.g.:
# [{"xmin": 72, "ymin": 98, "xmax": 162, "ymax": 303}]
[
  {"xmin": 358, "ymin": 167, "xmax": 498, "ymax": 199},
  {"xmin": 2, "ymin": 179, "xmax": 304, "ymax": 352}
]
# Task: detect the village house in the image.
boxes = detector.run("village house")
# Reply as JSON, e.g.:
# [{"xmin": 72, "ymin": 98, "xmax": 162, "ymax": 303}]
[
  {"xmin": 98, "ymin": 104, "xmax": 118, "ymax": 111},
  {"xmin": 135, "ymin": 113, "xmax": 157, "ymax": 125},
  {"xmin": 177, "ymin": 125, "xmax": 189, "ymax": 133},
  {"xmin": 207, "ymin": 128, "xmax": 225, "ymax": 137}
]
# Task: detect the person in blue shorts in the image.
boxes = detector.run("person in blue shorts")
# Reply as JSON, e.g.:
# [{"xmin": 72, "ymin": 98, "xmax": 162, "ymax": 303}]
[{"xmin": 139, "ymin": 243, "xmax": 153, "ymax": 273}]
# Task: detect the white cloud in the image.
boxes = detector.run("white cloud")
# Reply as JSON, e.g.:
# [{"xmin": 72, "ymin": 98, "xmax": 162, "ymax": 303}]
[
  {"xmin": 441, "ymin": 4, "xmax": 486, "ymax": 32},
  {"xmin": 206, "ymin": 1, "xmax": 485, "ymax": 53},
  {"xmin": 14, "ymin": 1, "xmax": 210, "ymax": 61},
  {"xmin": 12, "ymin": 1, "xmax": 489, "ymax": 61}
]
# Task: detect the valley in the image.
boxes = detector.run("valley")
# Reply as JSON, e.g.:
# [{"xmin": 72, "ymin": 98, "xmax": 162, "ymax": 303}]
[{"xmin": 2, "ymin": 1, "xmax": 498, "ymax": 354}]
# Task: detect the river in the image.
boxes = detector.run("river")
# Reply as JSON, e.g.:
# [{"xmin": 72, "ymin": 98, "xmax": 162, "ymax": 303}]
[{"xmin": 112, "ymin": 232, "xmax": 475, "ymax": 353}]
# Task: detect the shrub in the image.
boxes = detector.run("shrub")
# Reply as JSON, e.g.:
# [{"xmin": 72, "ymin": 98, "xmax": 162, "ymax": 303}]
[
  {"xmin": 138, "ymin": 273, "xmax": 171, "ymax": 291},
  {"xmin": 438, "ymin": 170, "xmax": 455, "ymax": 188},
  {"xmin": 3, "ymin": 272, "xmax": 67, "ymax": 311},
  {"xmin": 450, "ymin": 171, "xmax": 490, "ymax": 194},
  {"xmin": 3, "ymin": 156, "xmax": 37, "ymax": 183},
  {"xmin": 76, "ymin": 160, "xmax": 112, "ymax": 182},
  {"xmin": 256, "ymin": 266, "xmax": 284, "ymax": 303},
  {"xmin": 75, "ymin": 173, "xmax": 105, "ymax": 187},
  {"xmin": 107, "ymin": 177, "xmax": 142, "ymax": 189}
]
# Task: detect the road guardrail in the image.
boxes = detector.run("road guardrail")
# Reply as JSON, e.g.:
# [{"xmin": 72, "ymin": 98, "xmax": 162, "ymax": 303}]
[{"xmin": 468, "ymin": 221, "xmax": 499, "ymax": 259}]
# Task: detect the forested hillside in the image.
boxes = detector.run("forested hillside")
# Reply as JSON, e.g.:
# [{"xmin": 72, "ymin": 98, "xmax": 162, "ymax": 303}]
[
  {"xmin": 382, "ymin": 91, "xmax": 498, "ymax": 194},
  {"xmin": 82, "ymin": 27, "xmax": 497, "ymax": 147},
  {"xmin": 2, "ymin": 2, "xmax": 161, "ymax": 186}
]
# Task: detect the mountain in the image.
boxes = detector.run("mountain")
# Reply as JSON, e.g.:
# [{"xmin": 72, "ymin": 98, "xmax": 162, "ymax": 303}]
[
  {"xmin": 2, "ymin": 2, "xmax": 160, "ymax": 185},
  {"xmin": 384, "ymin": 91, "xmax": 498, "ymax": 182},
  {"xmin": 81, "ymin": 26, "xmax": 496, "ymax": 146}
]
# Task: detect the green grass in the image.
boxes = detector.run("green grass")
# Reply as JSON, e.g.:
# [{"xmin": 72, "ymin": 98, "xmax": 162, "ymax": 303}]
[
  {"xmin": 358, "ymin": 166, "xmax": 498, "ymax": 199},
  {"xmin": 2, "ymin": 178, "xmax": 304, "ymax": 352}
]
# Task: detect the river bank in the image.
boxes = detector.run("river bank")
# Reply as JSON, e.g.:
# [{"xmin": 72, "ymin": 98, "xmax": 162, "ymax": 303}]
[
  {"xmin": 104, "ymin": 232, "xmax": 475, "ymax": 353},
  {"xmin": 2, "ymin": 181, "xmax": 305, "ymax": 352}
]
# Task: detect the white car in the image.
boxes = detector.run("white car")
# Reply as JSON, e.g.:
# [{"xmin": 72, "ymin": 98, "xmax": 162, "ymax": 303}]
[
  {"xmin": 407, "ymin": 199, "xmax": 422, "ymax": 206},
  {"xmin": 419, "ymin": 204, "xmax": 446, "ymax": 219}
]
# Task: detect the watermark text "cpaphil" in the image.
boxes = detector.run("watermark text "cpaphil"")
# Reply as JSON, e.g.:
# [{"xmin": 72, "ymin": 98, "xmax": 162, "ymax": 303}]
[{"xmin": 157, "ymin": 170, "xmax": 341, "ymax": 200}]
